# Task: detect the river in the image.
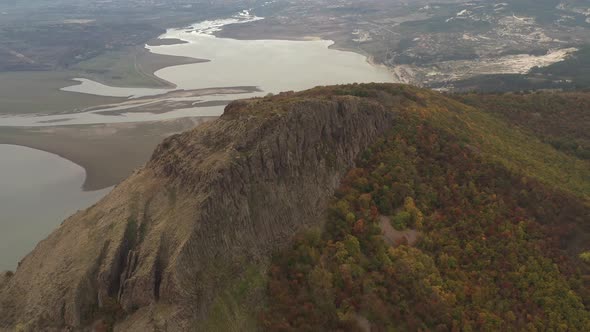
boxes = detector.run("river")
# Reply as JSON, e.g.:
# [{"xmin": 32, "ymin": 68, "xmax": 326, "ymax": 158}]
[
  {"xmin": 0, "ymin": 10, "xmax": 394, "ymax": 270},
  {"xmin": 0, "ymin": 10, "xmax": 393, "ymax": 127},
  {"xmin": 0, "ymin": 145, "xmax": 111, "ymax": 271}
]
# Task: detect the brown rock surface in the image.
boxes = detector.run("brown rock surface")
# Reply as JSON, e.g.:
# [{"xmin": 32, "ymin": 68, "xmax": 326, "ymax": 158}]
[{"xmin": 0, "ymin": 87, "xmax": 398, "ymax": 331}]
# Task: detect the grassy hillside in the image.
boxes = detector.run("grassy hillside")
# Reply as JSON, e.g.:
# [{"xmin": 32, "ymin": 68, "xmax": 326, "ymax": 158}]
[{"xmin": 260, "ymin": 84, "xmax": 590, "ymax": 331}]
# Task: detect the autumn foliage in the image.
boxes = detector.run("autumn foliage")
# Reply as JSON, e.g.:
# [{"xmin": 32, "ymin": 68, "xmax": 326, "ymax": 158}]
[{"xmin": 261, "ymin": 107, "xmax": 590, "ymax": 331}]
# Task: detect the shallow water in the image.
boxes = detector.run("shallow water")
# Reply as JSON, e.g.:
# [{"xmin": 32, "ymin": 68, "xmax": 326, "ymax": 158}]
[
  {"xmin": 61, "ymin": 78, "xmax": 171, "ymax": 98},
  {"xmin": 0, "ymin": 96, "xmax": 233, "ymax": 127},
  {"xmin": 149, "ymin": 10, "xmax": 386, "ymax": 94},
  {"xmin": 0, "ymin": 11, "xmax": 393, "ymax": 127},
  {"xmin": 0, "ymin": 145, "xmax": 111, "ymax": 271},
  {"xmin": 148, "ymin": 34, "xmax": 393, "ymax": 94}
]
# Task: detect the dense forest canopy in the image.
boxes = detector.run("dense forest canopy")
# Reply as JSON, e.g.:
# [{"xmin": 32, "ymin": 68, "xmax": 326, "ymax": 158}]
[
  {"xmin": 453, "ymin": 91, "xmax": 590, "ymax": 160},
  {"xmin": 261, "ymin": 84, "xmax": 590, "ymax": 331}
]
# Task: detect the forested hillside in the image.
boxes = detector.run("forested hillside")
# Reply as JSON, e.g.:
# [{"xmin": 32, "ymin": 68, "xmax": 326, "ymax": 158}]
[
  {"xmin": 454, "ymin": 91, "xmax": 590, "ymax": 160},
  {"xmin": 2, "ymin": 84, "xmax": 588, "ymax": 331},
  {"xmin": 261, "ymin": 85, "xmax": 590, "ymax": 331}
]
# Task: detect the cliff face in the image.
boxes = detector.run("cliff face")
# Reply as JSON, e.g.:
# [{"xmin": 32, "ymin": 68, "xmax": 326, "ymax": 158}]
[{"xmin": 0, "ymin": 90, "xmax": 396, "ymax": 331}]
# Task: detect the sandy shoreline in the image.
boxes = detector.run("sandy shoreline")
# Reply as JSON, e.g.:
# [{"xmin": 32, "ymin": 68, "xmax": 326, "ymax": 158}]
[
  {"xmin": 0, "ymin": 47, "xmax": 211, "ymax": 116},
  {"xmin": 0, "ymin": 117, "xmax": 216, "ymax": 190},
  {"xmin": 68, "ymin": 86, "xmax": 259, "ymax": 115}
]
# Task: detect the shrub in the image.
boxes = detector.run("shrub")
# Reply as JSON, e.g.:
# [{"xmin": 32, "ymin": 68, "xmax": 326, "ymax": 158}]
[{"xmin": 391, "ymin": 211, "xmax": 411, "ymax": 230}]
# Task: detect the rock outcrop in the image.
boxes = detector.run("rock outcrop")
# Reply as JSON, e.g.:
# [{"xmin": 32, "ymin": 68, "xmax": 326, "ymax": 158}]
[{"xmin": 0, "ymin": 87, "xmax": 398, "ymax": 331}]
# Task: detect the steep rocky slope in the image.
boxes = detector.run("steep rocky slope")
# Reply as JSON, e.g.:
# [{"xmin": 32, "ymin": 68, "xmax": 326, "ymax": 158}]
[
  {"xmin": 0, "ymin": 88, "xmax": 396, "ymax": 331},
  {"xmin": 1, "ymin": 84, "xmax": 588, "ymax": 331}
]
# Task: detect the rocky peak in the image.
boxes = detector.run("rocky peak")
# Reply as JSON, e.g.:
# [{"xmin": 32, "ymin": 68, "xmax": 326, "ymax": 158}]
[{"xmin": 0, "ymin": 85, "xmax": 406, "ymax": 331}]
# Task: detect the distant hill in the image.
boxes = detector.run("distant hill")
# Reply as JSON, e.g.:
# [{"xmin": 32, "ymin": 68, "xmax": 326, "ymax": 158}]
[{"xmin": 1, "ymin": 84, "xmax": 588, "ymax": 331}]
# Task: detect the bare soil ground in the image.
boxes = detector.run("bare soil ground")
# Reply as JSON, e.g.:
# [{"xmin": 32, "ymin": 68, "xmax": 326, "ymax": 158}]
[
  {"xmin": 80, "ymin": 86, "xmax": 258, "ymax": 115},
  {"xmin": 379, "ymin": 215, "xmax": 419, "ymax": 246},
  {"xmin": 0, "ymin": 47, "xmax": 211, "ymax": 115},
  {"xmin": 71, "ymin": 46, "xmax": 209, "ymax": 89}
]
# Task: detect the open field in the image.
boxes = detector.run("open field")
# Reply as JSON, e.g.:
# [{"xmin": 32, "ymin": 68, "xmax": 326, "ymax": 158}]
[
  {"xmin": 0, "ymin": 0, "xmax": 257, "ymax": 115},
  {"xmin": 0, "ymin": 47, "xmax": 214, "ymax": 115},
  {"xmin": 71, "ymin": 46, "xmax": 208, "ymax": 88},
  {"xmin": 0, "ymin": 0, "xmax": 250, "ymax": 71}
]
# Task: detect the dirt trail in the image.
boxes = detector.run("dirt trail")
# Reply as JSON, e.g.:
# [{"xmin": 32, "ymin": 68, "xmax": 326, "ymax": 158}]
[{"xmin": 379, "ymin": 215, "xmax": 419, "ymax": 246}]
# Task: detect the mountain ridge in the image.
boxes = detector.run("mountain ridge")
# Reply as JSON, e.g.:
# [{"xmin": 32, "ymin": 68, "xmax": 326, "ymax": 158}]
[
  {"xmin": 1, "ymin": 83, "xmax": 589, "ymax": 331},
  {"xmin": 0, "ymin": 88, "xmax": 397, "ymax": 331}
]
